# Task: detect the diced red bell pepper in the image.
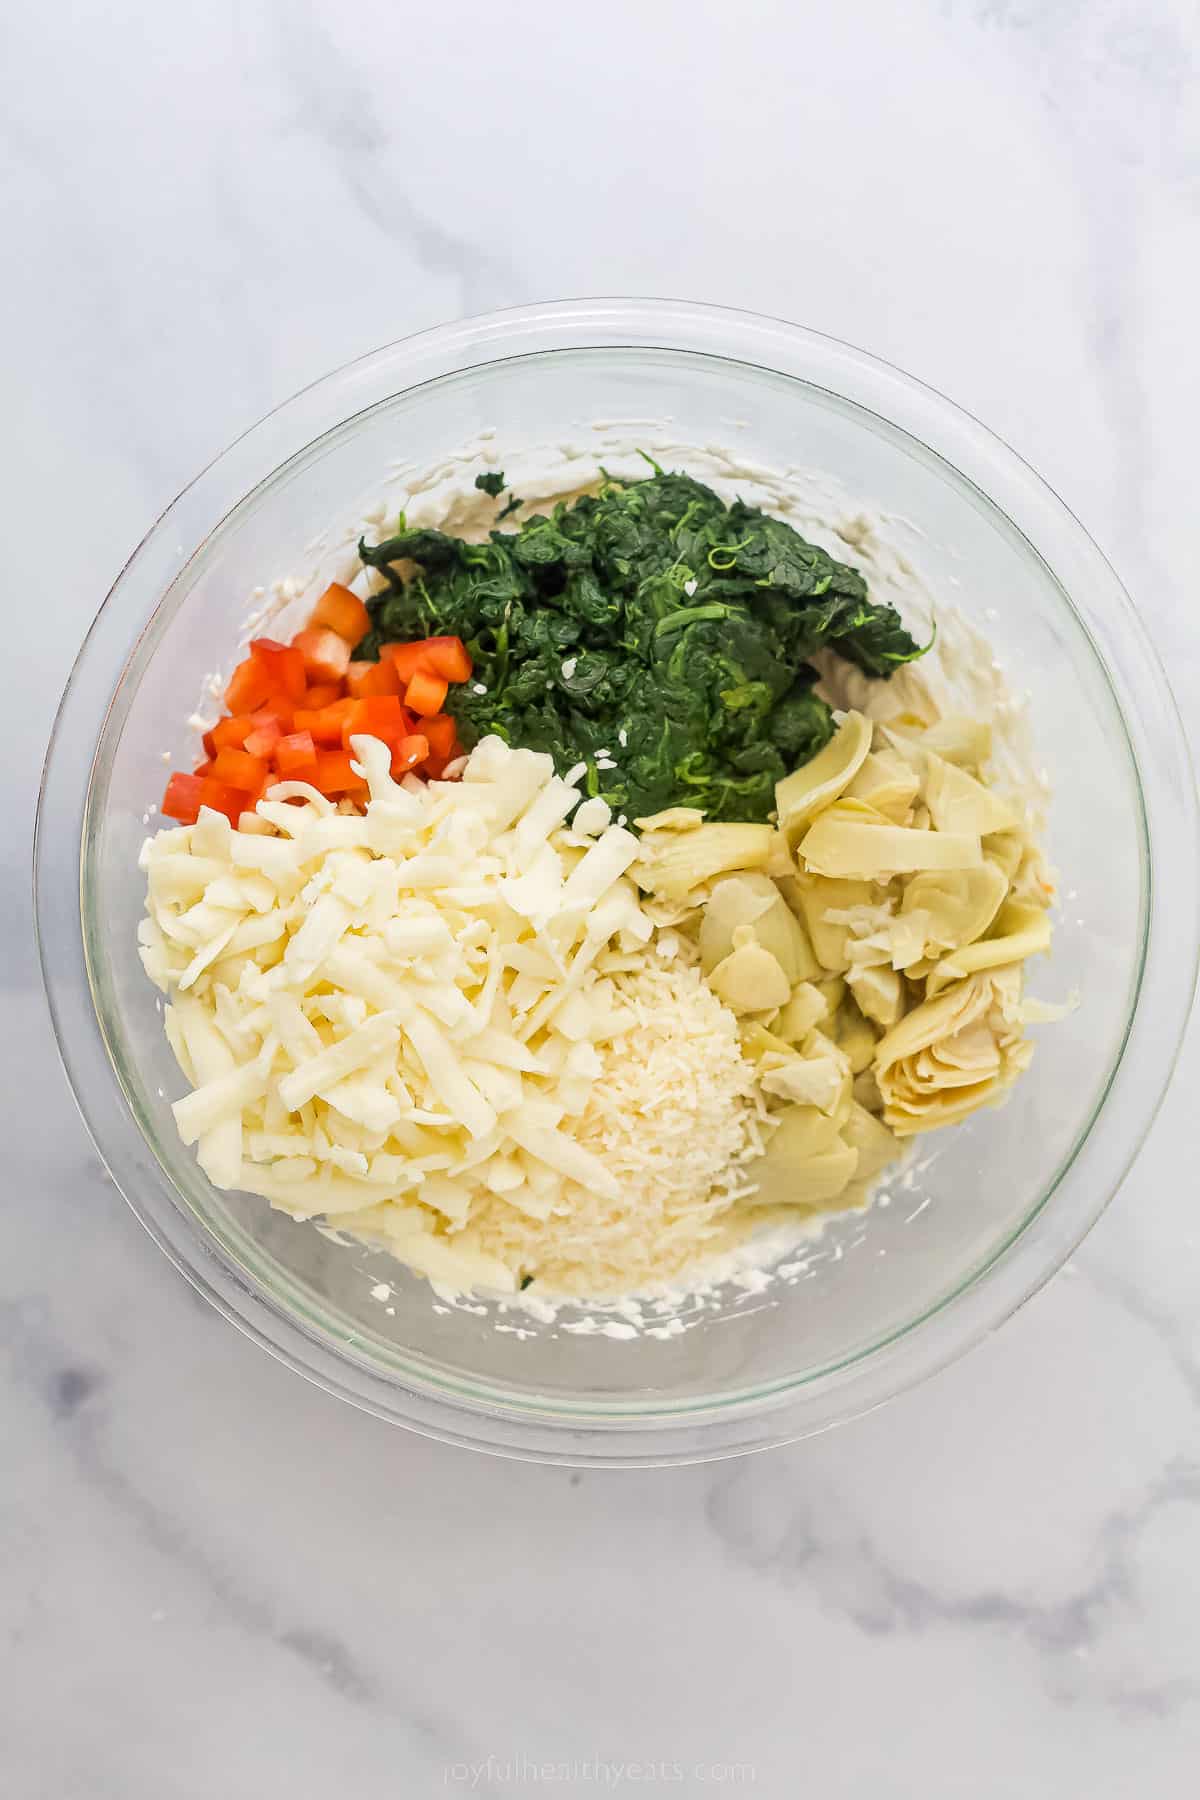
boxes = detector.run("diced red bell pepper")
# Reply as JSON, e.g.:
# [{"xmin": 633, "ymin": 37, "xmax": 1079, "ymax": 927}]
[
  {"xmin": 313, "ymin": 748, "xmax": 368, "ymax": 796},
  {"xmin": 249, "ymin": 638, "xmax": 307, "ymax": 703},
  {"xmin": 250, "ymin": 701, "xmax": 294, "ymax": 734},
  {"xmin": 211, "ymin": 747, "xmax": 270, "ymax": 791},
  {"xmin": 308, "ymin": 582, "xmax": 370, "ymax": 647},
  {"xmin": 390, "ymin": 734, "xmax": 430, "ymax": 775},
  {"xmin": 405, "ymin": 668, "xmax": 449, "ymax": 717},
  {"xmin": 419, "ymin": 636, "xmax": 472, "ymax": 682},
  {"xmin": 210, "ymin": 714, "xmax": 255, "ymax": 752},
  {"xmin": 224, "ymin": 656, "xmax": 272, "ymax": 716},
  {"xmin": 380, "ymin": 641, "xmax": 428, "ymax": 684},
  {"xmin": 381, "ymin": 635, "xmax": 471, "ymax": 685},
  {"xmin": 161, "ymin": 772, "xmax": 207, "ymax": 824},
  {"xmin": 243, "ymin": 717, "xmax": 282, "ymax": 759},
  {"xmin": 293, "ymin": 699, "xmax": 355, "ymax": 745},
  {"xmin": 177, "ymin": 619, "xmax": 479, "ymax": 823},
  {"xmin": 421, "ymin": 713, "xmax": 458, "ymax": 760},
  {"xmin": 164, "ymin": 772, "xmax": 254, "ymax": 826},
  {"xmin": 301, "ymin": 681, "xmax": 344, "ymax": 710},
  {"xmin": 274, "ymin": 730, "xmax": 319, "ymax": 778},
  {"xmin": 293, "ymin": 627, "xmax": 351, "ymax": 685},
  {"xmin": 198, "ymin": 777, "xmax": 254, "ymax": 826},
  {"xmin": 340, "ymin": 695, "xmax": 410, "ymax": 749},
  {"xmin": 346, "ymin": 657, "xmax": 403, "ymax": 699}
]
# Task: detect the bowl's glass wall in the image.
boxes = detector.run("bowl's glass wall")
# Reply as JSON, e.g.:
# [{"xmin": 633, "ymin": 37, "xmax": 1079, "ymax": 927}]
[{"xmin": 84, "ymin": 346, "xmax": 1144, "ymax": 1414}]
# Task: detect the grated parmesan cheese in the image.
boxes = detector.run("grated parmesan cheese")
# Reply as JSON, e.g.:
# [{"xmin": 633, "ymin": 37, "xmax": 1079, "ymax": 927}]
[{"xmin": 464, "ymin": 956, "xmax": 768, "ymax": 1298}]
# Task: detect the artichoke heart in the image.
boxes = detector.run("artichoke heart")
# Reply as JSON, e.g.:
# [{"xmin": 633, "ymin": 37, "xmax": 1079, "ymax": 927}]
[
  {"xmin": 922, "ymin": 753, "xmax": 1018, "ymax": 837},
  {"xmin": 699, "ymin": 872, "xmax": 820, "ymax": 984},
  {"xmin": 787, "ymin": 873, "xmax": 878, "ymax": 973},
  {"xmin": 845, "ymin": 962, "xmax": 905, "ymax": 1029},
  {"xmin": 888, "ymin": 715, "xmax": 993, "ymax": 770},
  {"xmin": 924, "ymin": 900, "xmax": 1052, "ymax": 995},
  {"xmin": 899, "ymin": 862, "xmax": 1009, "ymax": 961},
  {"xmin": 632, "ymin": 823, "xmax": 774, "ymax": 902},
  {"xmin": 740, "ymin": 1022, "xmax": 849, "ymax": 1115},
  {"xmin": 843, "ymin": 748, "xmax": 921, "ymax": 823},
  {"xmin": 773, "ymin": 980, "xmax": 831, "ymax": 1044},
  {"xmin": 799, "ymin": 799, "xmax": 983, "ymax": 880},
  {"xmin": 874, "ymin": 966, "xmax": 1033, "ymax": 1136},
  {"xmin": 775, "ymin": 711, "xmax": 873, "ymax": 849},
  {"xmin": 830, "ymin": 995, "xmax": 879, "ymax": 1074},
  {"xmin": 841, "ymin": 1100, "xmax": 900, "ymax": 1182},
  {"xmin": 749, "ymin": 1104, "xmax": 859, "ymax": 1208},
  {"xmin": 706, "ymin": 940, "xmax": 791, "ymax": 1013}
]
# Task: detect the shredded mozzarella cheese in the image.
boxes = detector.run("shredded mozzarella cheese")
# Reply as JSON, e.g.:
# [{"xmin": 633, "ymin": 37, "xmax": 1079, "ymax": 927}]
[{"xmin": 140, "ymin": 734, "xmax": 767, "ymax": 1298}]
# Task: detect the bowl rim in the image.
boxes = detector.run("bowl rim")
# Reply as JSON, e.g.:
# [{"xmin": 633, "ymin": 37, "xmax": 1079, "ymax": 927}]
[{"xmin": 35, "ymin": 296, "xmax": 1200, "ymax": 1465}]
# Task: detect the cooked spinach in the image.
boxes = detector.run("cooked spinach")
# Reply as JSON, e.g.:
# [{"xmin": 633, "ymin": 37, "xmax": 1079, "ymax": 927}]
[
  {"xmin": 359, "ymin": 466, "xmax": 926, "ymax": 821},
  {"xmin": 473, "ymin": 471, "xmax": 507, "ymax": 498}
]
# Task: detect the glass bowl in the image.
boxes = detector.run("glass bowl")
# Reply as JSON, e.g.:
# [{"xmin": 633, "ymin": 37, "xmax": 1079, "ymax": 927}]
[{"xmin": 36, "ymin": 299, "xmax": 1199, "ymax": 1465}]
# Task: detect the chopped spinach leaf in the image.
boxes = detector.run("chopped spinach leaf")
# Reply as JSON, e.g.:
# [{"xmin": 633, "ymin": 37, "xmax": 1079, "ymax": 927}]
[
  {"xmin": 359, "ymin": 468, "xmax": 926, "ymax": 822},
  {"xmin": 474, "ymin": 471, "xmax": 507, "ymax": 498}
]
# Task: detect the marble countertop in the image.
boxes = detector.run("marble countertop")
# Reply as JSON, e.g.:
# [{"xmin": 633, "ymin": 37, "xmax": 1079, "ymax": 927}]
[{"xmin": 4, "ymin": 2, "xmax": 1199, "ymax": 1793}]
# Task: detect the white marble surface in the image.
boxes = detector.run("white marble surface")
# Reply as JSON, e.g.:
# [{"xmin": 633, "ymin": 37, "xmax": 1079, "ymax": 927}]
[{"xmin": 3, "ymin": 1, "xmax": 1199, "ymax": 1793}]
